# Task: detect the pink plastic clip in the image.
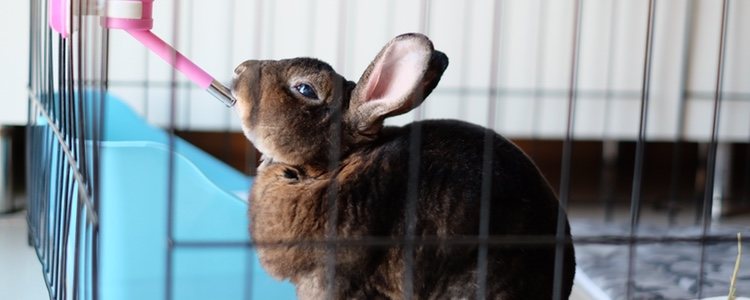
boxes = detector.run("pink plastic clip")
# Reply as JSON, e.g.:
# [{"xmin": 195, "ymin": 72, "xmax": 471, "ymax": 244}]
[{"xmin": 49, "ymin": 0, "xmax": 70, "ymax": 38}]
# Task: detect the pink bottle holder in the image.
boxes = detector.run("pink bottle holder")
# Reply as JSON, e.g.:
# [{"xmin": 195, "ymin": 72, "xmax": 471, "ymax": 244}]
[
  {"xmin": 49, "ymin": 0, "xmax": 236, "ymax": 107},
  {"xmin": 49, "ymin": 0, "xmax": 70, "ymax": 38}
]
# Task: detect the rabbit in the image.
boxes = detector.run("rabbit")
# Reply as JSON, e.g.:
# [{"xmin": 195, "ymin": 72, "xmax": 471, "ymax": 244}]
[{"xmin": 231, "ymin": 33, "xmax": 575, "ymax": 299}]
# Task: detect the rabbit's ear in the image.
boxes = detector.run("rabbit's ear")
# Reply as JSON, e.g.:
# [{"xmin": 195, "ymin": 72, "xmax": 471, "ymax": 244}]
[{"xmin": 347, "ymin": 33, "xmax": 448, "ymax": 135}]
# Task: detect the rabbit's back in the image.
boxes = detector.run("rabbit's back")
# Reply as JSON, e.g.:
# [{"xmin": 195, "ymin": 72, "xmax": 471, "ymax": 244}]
[{"xmin": 346, "ymin": 119, "xmax": 575, "ymax": 298}]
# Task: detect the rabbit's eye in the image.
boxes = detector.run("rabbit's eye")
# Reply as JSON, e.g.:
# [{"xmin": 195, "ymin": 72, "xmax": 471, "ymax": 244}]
[{"xmin": 294, "ymin": 83, "xmax": 319, "ymax": 100}]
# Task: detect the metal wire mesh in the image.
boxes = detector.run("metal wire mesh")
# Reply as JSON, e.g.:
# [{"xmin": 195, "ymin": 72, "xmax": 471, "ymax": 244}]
[
  {"xmin": 25, "ymin": 0, "xmax": 750, "ymax": 299},
  {"xmin": 26, "ymin": 0, "xmax": 106, "ymax": 299}
]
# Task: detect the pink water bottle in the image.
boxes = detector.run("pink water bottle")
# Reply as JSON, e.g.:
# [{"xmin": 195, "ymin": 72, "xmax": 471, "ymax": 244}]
[{"xmin": 50, "ymin": 0, "xmax": 237, "ymax": 107}]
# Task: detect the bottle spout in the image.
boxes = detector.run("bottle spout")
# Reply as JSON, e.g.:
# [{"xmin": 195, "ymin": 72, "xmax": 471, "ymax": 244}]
[{"xmin": 207, "ymin": 80, "xmax": 237, "ymax": 107}]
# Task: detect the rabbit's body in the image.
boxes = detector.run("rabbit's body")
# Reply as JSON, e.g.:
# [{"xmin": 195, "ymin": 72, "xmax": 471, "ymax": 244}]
[
  {"xmin": 233, "ymin": 33, "xmax": 575, "ymax": 299},
  {"xmin": 251, "ymin": 120, "xmax": 575, "ymax": 299}
]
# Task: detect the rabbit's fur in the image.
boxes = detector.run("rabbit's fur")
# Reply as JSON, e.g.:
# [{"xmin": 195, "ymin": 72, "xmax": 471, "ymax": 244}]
[{"xmin": 232, "ymin": 33, "xmax": 575, "ymax": 299}]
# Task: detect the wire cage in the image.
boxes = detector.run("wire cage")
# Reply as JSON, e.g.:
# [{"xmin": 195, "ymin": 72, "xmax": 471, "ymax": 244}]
[
  {"xmin": 26, "ymin": 0, "xmax": 106, "ymax": 298},
  {"xmin": 26, "ymin": 0, "xmax": 750, "ymax": 299}
]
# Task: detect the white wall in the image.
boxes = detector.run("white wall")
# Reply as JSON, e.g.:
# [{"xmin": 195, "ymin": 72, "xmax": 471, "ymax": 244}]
[
  {"xmin": 0, "ymin": 1, "xmax": 30, "ymax": 126},
  {"xmin": 46, "ymin": 0, "xmax": 750, "ymax": 141}
]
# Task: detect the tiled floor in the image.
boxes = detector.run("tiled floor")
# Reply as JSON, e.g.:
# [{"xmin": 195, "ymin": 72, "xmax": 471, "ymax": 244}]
[
  {"xmin": 0, "ymin": 210, "xmax": 48, "ymax": 300},
  {"xmin": 568, "ymin": 205, "xmax": 749, "ymax": 300}
]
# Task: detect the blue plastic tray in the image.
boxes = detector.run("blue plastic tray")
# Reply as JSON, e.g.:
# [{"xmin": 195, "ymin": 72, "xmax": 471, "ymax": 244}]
[{"xmin": 43, "ymin": 94, "xmax": 296, "ymax": 299}]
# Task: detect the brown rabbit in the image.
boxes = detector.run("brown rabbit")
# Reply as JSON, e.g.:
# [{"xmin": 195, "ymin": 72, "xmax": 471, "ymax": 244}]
[{"xmin": 232, "ymin": 33, "xmax": 575, "ymax": 299}]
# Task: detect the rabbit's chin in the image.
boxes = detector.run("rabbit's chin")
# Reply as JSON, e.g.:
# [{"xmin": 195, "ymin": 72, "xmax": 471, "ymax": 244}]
[
  {"xmin": 241, "ymin": 126, "xmax": 290, "ymax": 166},
  {"xmin": 241, "ymin": 127, "xmax": 272, "ymax": 159}
]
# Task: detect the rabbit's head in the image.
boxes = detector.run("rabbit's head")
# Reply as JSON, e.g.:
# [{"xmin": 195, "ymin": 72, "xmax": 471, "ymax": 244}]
[{"xmin": 232, "ymin": 33, "xmax": 448, "ymax": 168}]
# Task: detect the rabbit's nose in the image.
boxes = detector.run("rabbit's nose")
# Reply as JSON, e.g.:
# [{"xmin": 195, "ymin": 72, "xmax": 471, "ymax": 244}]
[
  {"xmin": 235, "ymin": 60, "xmax": 261, "ymax": 75},
  {"xmin": 234, "ymin": 64, "xmax": 247, "ymax": 75}
]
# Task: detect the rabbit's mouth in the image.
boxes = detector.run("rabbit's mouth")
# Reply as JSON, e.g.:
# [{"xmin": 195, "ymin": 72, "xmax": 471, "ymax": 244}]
[
  {"xmin": 230, "ymin": 63, "xmax": 250, "ymax": 98},
  {"xmin": 229, "ymin": 75, "xmax": 239, "ymax": 99}
]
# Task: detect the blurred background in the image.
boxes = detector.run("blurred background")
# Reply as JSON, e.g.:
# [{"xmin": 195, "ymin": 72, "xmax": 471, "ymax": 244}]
[{"xmin": 105, "ymin": 0, "xmax": 750, "ymax": 217}]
